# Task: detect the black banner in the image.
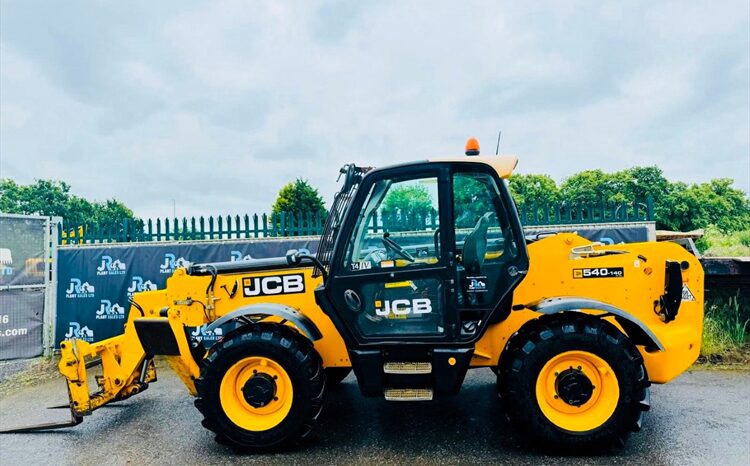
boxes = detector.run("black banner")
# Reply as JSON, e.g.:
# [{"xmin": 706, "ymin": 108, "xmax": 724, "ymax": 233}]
[
  {"xmin": 525, "ymin": 226, "xmax": 650, "ymax": 244},
  {"xmin": 55, "ymin": 238, "xmax": 317, "ymax": 346},
  {"xmin": 0, "ymin": 289, "xmax": 44, "ymax": 359}
]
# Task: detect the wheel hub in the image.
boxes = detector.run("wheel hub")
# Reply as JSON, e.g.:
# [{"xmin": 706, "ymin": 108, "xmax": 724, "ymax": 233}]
[
  {"xmin": 555, "ymin": 367, "xmax": 594, "ymax": 407},
  {"xmin": 241, "ymin": 373, "xmax": 277, "ymax": 408}
]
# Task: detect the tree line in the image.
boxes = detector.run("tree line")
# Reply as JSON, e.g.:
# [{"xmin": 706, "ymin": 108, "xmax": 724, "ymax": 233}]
[
  {"xmin": 507, "ymin": 166, "xmax": 749, "ymax": 232},
  {"xmin": 2, "ymin": 165, "xmax": 748, "ymax": 234}
]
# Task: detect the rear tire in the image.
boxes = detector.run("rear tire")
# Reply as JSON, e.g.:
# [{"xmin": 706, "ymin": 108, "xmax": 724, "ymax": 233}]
[
  {"xmin": 194, "ymin": 323, "xmax": 325, "ymax": 451},
  {"xmin": 498, "ymin": 313, "xmax": 650, "ymax": 451}
]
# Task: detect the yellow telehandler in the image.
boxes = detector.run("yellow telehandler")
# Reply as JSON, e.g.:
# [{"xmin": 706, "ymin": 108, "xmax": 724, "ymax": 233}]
[{"xmin": 1, "ymin": 141, "xmax": 703, "ymax": 452}]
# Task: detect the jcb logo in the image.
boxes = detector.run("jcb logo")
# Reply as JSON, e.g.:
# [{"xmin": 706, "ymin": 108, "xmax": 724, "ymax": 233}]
[
  {"xmin": 243, "ymin": 274, "xmax": 305, "ymax": 297},
  {"xmin": 375, "ymin": 298, "xmax": 432, "ymax": 316}
]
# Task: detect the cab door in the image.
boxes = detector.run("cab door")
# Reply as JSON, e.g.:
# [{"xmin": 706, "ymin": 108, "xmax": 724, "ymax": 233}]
[
  {"xmin": 450, "ymin": 165, "xmax": 528, "ymax": 342},
  {"xmin": 325, "ymin": 165, "xmax": 457, "ymax": 345}
]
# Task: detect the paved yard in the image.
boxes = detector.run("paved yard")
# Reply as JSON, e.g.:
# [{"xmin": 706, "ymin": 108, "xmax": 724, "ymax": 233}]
[{"xmin": 0, "ymin": 365, "xmax": 749, "ymax": 465}]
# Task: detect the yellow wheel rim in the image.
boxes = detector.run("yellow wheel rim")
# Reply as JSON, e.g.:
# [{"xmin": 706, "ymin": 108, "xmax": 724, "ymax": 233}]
[
  {"xmin": 535, "ymin": 350, "xmax": 619, "ymax": 432},
  {"xmin": 219, "ymin": 356, "xmax": 293, "ymax": 432}
]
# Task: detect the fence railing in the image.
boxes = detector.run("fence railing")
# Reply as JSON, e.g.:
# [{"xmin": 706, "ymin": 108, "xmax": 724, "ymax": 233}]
[
  {"xmin": 519, "ymin": 197, "xmax": 654, "ymax": 226},
  {"xmin": 60, "ymin": 197, "xmax": 654, "ymax": 245},
  {"xmin": 60, "ymin": 212, "xmax": 327, "ymax": 244}
]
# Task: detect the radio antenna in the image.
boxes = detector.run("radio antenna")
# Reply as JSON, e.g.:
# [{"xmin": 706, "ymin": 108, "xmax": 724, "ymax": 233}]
[{"xmin": 495, "ymin": 130, "xmax": 502, "ymax": 155}]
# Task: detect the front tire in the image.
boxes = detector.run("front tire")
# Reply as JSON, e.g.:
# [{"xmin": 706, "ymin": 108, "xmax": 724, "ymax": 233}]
[
  {"xmin": 498, "ymin": 314, "xmax": 650, "ymax": 451},
  {"xmin": 194, "ymin": 323, "xmax": 325, "ymax": 451}
]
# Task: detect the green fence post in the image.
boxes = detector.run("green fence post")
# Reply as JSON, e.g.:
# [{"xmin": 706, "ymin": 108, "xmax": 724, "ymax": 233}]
[
  {"xmin": 121, "ymin": 218, "xmax": 128, "ymax": 242},
  {"xmin": 314, "ymin": 212, "xmax": 321, "ymax": 235}
]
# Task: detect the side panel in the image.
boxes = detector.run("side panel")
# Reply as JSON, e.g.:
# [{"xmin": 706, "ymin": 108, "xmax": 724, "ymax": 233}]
[
  {"xmin": 472, "ymin": 234, "xmax": 704, "ymax": 384},
  {"xmin": 165, "ymin": 267, "xmax": 350, "ymax": 368}
]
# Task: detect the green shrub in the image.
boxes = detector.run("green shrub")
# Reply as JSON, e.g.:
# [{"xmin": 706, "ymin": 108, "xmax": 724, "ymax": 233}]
[
  {"xmin": 701, "ymin": 292, "xmax": 749, "ymax": 356},
  {"xmin": 697, "ymin": 225, "xmax": 750, "ymax": 257}
]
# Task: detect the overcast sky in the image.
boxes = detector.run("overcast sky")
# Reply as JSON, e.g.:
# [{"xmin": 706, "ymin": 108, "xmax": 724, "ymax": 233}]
[{"xmin": 1, "ymin": 0, "xmax": 748, "ymax": 220}]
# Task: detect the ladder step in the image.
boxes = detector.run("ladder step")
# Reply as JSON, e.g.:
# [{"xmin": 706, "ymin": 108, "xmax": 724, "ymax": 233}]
[
  {"xmin": 383, "ymin": 362, "xmax": 432, "ymax": 374},
  {"xmin": 384, "ymin": 388, "xmax": 433, "ymax": 401}
]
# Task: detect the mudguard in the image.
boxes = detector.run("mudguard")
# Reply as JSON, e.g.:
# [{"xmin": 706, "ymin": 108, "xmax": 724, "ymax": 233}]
[
  {"xmin": 206, "ymin": 303, "xmax": 323, "ymax": 341},
  {"xmin": 526, "ymin": 296, "xmax": 665, "ymax": 352}
]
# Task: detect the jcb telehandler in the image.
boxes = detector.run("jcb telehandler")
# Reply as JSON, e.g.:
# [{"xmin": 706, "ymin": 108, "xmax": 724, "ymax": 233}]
[{"xmin": 2, "ymin": 140, "xmax": 703, "ymax": 452}]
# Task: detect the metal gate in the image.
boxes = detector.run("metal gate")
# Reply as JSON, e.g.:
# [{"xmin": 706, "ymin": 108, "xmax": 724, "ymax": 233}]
[{"xmin": 0, "ymin": 213, "xmax": 60, "ymax": 360}]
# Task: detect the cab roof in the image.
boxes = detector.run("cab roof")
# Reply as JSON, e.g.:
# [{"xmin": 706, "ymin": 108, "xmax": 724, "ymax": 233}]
[
  {"xmin": 430, "ymin": 155, "xmax": 519, "ymax": 179},
  {"xmin": 368, "ymin": 155, "xmax": 519, "ymax": 180}
]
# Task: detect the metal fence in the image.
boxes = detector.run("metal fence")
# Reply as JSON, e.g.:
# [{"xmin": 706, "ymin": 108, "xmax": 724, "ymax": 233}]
[
  {"xmin": 0, "ymin": 213, "xmax": 60, "ymax": 360},
  {"xmin": 61, "ymin": 197, "xmax": 655, "ymax": 245}
]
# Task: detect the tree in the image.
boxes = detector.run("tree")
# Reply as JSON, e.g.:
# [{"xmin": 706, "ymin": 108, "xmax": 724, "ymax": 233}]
[
  {"xmin": 0, "ymin": 179, "xmax": 139, "ymax": 229},
  {"xmin": 557, "ymin": 167, "xmax": 750, "ymax": 231},
  {"xmin": 380, "ymin": 184, "xmax": 435, "ymax": 232},
  {"xmin": 659, "ymin": 179, "xmax": 750, "ymax": 232},
  {"xmin": 381, "ymin": 185, "xmax": 434, "ymax": 219},
  {"xmin": 453, "ymin": 174, "xmax": 496, "ymax": 227},
  {"xmin": 508, "ymin": 174, "xmax": 560, "ymax": 206},
  {"xmin": 271, "ymin": 179, "xmax": 326, "ymax": 216},
  {"xmin": 559, "ymin": 166, "xmax": 670, "ymax": 205}
]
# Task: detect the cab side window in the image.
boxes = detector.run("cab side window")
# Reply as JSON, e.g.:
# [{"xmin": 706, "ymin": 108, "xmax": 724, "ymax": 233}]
[
  {"xmin": 343, "ymin": 175, "xmax": 440, "ymax": 272},
  {"xmin": 453, "ymin": 170, "xmax": 517, "ymax": 309},
  {"xmin": 453, "ymin": 171, "xmax": 513, "ymax": 268}
]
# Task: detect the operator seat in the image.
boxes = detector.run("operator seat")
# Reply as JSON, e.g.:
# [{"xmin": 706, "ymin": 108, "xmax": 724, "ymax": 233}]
[{"xmin": 461, "ymin": 212, "xmax": 491, "ymax": 274}]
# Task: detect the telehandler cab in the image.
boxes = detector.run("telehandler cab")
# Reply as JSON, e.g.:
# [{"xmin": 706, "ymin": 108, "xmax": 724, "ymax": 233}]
[{"xmin": 1, "ymin": 140, "xmax": 704, "ymax": 452}]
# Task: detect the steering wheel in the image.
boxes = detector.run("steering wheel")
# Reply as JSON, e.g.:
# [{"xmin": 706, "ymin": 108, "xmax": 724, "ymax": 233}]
[{"xmin": 381, "ymin": 235, "xmax": 416, "ymax": 262}]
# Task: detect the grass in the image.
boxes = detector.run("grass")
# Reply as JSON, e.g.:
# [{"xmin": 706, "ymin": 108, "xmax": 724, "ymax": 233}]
[
  {"xmin": 700, "ymin": 292, "xmax": 750, "ymax": 364},
  {"xmin": 0, "ymin": 356, "xmax": 59, "ymax": 398},
  {"xmin": 696, "ymin": 226, "xmax": 750, "ymax": 257}
]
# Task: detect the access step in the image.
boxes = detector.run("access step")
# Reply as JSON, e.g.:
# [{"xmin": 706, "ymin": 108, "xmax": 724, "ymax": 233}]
[
  {"xmin": 384, "ymin": 388, "xmax": 433, "ymax": 401},
  {"xmin": 383, "ymin": 362, "xmax": 432, "ymax": 374}
]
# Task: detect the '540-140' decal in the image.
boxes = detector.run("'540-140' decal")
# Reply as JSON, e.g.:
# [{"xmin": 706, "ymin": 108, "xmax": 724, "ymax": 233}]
[{"xmin": 573, "ymin": 267, "xmax": 624, "ymax": 279}]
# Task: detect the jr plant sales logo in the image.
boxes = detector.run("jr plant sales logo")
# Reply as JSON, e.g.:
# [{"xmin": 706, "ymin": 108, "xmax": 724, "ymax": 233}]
[
  {"xmin": 64, "ymin": 322, "xmax": 94, "ymax": 342},
  {"xmin": 96, "ymin": 300, "xmax": 126, "ymax": 320},
  {"xmin": 127, "ymin": 276, "xmax": 158, "ymax": 296},
  {"xmin": 96, "ymin": 255, "xmax": 127, "ymax": 276},
  {"xmin": 190, "ymin": 324, "xmax": 223, "ymax": 343},
  {"xmin": 0, "ymin": 247, "xmax": 14, "ymax": 276},
  {"xmin": 65, "ymin": 278, "xmax": 96, "ymax": 298},
  {"xmin": 230, "ymin": 250, "xmax": 253, "ymax": 261},
  {"xmin": 160, "ymin": 253, "xmax": 190, "ymax": 274}
]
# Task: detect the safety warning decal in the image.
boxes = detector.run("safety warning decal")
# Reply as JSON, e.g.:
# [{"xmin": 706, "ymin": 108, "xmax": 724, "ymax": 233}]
[{"xmin": 681, "ymin": 284, "xmax": 696, "ymax": 302}]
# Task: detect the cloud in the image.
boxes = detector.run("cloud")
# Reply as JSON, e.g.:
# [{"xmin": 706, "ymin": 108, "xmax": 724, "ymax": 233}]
[{"xmin": 1, "ymin": 0, "xmax": 748, "ymax": 222}]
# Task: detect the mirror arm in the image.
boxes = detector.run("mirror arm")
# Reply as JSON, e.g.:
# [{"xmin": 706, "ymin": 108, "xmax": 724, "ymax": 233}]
[{"xmin": 286, "ymin": 250, "xmax": 328, "ymax": 281}]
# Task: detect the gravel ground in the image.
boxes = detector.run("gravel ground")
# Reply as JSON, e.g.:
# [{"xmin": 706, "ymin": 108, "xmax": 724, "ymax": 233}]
[{"xmin": 0, "ymin": 364, "xmax": 749, "ymax": 466}]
